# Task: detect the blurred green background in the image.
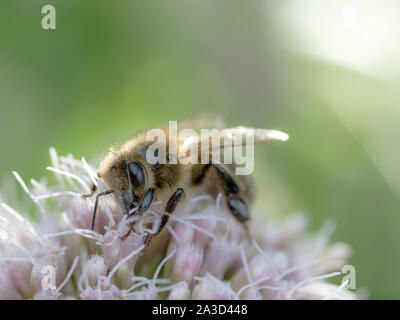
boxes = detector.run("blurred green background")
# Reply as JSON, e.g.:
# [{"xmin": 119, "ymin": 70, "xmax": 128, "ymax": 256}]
[{"xmin": 1, "ymin": 1, "xmax": 399, "ymax": 299}]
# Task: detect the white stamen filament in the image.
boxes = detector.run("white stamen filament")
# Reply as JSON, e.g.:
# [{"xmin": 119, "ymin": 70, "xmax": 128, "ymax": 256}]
[
  {"xmin": 49, "ymin": 147, "xmax": 62, "ymax": 182},
  {"xmin": 278, "ymin": 258, "xmax": 324, "ymax": 280},
  {"xmin": 43, "ymin": 230, "xmax": 86, "ymax": 238},
  {"xmin": 12, "ymin": 171, "xmax": 47, "ymax": 221},
  {"xmin": 81, "ymin": 157, "xmax": 105, "ymax": 192},
  {"xmin": 0, "ymin": 257, "xmax": 32, "ymax": 262},
  {"xmin": 240, "ymin": 246, "xmax": 252, "ymax": 283},
  {"xmin": 190, "ymin": 194, "xmax": 213, "ymax": 204},
  {"xmin": 126, "ymin": 282, "xmax": 183, "ymax": 297},
  {"xmin": 172, "ymin": 216, "xmax": 216, "ymax": 240},
  {"xmin": 286, "ymin": 271, "xmax": 342, "ymax": 300},
  {"xmin": 323, "ymin": 279, "xmax": 350, "ymax": 300},
  {"xmin": 106, "ymin": 245, "xmax": 145, "ymax": 282},
  {"xmin": 152, "ymin": 249, "xmax": 176, "ymax": 284},
  {"xmin": 252, "ymin": 238, "xmax": 278, "ymax": 278},
  {"xmin": 36, "ymin": 191, "xmax": 82, "ymax": 200},
  {"xmin": 127, "ymin": 278, "xmax": 170, "ymax": 292},
  {"xmin": 1, "ymin": 202, "xmax": 46, "ymax": 247},
  {"xmin": 61, "ymin": 212, "xmax": 104, "ymax": 242},
  {"xmin": 47, "ymin": 167, "xmax": 90, "ymax": 193},
  {"xmin": 235, "ymin": 275, "xmax": 271, "ymax": 299},
  {"xmin": 182, "ymin": 214, "xmax": 229, "ymax": 226},
  {"xmin": 166, "ymin": 225, "xmax": 180, "ymax": 244},
  {"xmin": 57, "ymin": 256, "xmax": 79, "ymax": 293}
]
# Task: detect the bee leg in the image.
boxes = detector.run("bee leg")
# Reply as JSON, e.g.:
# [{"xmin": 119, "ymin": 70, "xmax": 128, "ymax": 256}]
[
  {"xmin": 90, "ymin": 190, "xmax": 114, "ymax": 230},
  {"xmin": 138, "ymin": 188, "xmax": 155, "ymax": 213},
  {"xmin": 144, "ymin": 214, "xmax": 169, "ymax": 247},
  {"xmin": 144, "ymin": 188, "xmax": 184, "ymax": 246},
  {"xmin": 227, "ymin": 198, "xmax": 250, "ymax": 223},
  {"xmin": 165, "ymin": 188, "xmax": 185, "ymax": 214},
  {"xmin": 129, "ymin": 188, "xmax": 155, "ymax": 235},
  {"xmin": 213, "ymin": 164, "xmax": 239, "ymax": 198},
  {"xmin": 120, "ymin": 229, "xmax": 131, "ymax": 241},
  {"xmin": 81, "ymin": 183, "xmax": 98, "ymax": 199},
  {"xmin": 227, "ymin": 198, "xmax": 251, "ymax": 239},
  {"xmin": 213, "ymin": 164, "xmax": 251, "ymax": 233},
  {"xmin": 82, "ymin": 173, "xmax": 102, "ymax": 199},
  {"xmin": 129, "ymin": 188, "xmax": 154, "ymax": 231}
]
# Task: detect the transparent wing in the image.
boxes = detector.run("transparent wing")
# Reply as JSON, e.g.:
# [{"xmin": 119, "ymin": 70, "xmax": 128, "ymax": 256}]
[
  {"xmin": 177, "ymin": 126, "xmax": 289, "ymax": 160},
  {"xmin": 177, "ymin": 115, "xmax": 225, "ymax": 131}
]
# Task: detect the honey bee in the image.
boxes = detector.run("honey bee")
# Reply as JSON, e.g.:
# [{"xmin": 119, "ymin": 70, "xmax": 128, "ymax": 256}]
[{"xmin": 83, "ymin": 118, "xmax": 288, "ymax": 245}]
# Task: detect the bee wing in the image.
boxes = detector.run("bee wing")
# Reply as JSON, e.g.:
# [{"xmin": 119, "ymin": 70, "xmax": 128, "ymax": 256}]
[
  {"xmin": 177, "ymin": 115, "xmax": 225, "ymax": 131},
  {"xmin": 177, "ymin": 126, "xmax": 289, "ymax": 159}
]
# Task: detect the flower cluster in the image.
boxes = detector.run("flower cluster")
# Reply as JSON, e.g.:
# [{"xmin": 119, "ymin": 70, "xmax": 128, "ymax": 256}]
[{"xmin": 0, "ymin": 148, "xmax": 356, "ymax": 299}]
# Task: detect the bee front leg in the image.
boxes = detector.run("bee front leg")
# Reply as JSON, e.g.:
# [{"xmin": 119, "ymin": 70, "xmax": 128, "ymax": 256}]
[
  {"xmin": 81, "ymin": 173, "xmax": 102, "ymax": 199},
  {"xmin": 144, "ymin": 188, "xmax": 184, "ymax": 247},
  {"xmin": 119, "ymin": 191, "xmax": 136, "ymax": 239},
  {"xmin": 129, "ymin": 188, "xmax": 154, "ymax": 231},
  {"xmin": 81, "ymin": 183, "xmax": 98, "ymax": 199},
  {"xmin": 138, "ymin": 188, "xmax": 155, "ymax": 213}
]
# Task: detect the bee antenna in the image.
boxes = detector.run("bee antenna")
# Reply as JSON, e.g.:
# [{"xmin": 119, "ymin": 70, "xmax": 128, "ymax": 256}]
[
  {"xmin": 91, "ymin": 189, "xmax": 114, "ymax": 230},
  {"xmin": 119, "ymin": 190, "xmax": 130, "ymax": 214}
]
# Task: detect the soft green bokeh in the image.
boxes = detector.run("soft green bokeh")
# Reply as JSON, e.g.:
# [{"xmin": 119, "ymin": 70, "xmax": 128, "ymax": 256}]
[{"xmin": 1, "ymin": 1, "xmax": 399, "ymax": 299}]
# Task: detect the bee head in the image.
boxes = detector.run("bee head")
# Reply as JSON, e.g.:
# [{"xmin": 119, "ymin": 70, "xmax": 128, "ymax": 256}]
[{"xmin": 103, "ymin": 160, "xmax": 147, "ymax": 211}]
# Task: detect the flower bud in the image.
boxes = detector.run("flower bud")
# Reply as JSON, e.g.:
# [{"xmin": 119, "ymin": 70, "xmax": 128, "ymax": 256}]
[
  {"xmin": 171, "ymin": 244, "xmax": 203, "ymax": 285},
  {"xmin": 192, "ymin": 274, "xmax": 235, "ymax": 300},
  {"xmin": 101, "ymin": 230, "xmax": 143, "ymax": 270},
  {"xmin": 170, "ymin": 222, "xmax": 194, "ymax": 249},
  {"xmin": 81, "ymin": 280, "xmax": 122, "ymax": 300},
  {"xmin": 0, "ymin": 271, "xmax": 21, "ymax": 299},
  {"xmin": 168, "ymin": 281, "xmax": 190, "ymax": 300},
  {"xmin": 6, "ymin": 261, "xmax": 33, "ymax": 298},
  {"xmin": 83, "ymin": 255, "xmax": 107, "ymax": 288},
  {"xmin": 201, "ymin": 238, "xmax": 239, "ymax": 279}
]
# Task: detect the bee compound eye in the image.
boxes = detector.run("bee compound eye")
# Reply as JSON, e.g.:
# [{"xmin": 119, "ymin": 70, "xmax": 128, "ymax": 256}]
[{"xmin": 128, "ymin": 162, "xmax": 144, "ymax": 187}]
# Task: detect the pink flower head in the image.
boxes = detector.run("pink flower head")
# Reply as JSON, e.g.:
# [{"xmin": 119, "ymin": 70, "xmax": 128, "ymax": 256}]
[{"xmin": 0, "ymin": 149, "xmax": 358, "ymax": 300}]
